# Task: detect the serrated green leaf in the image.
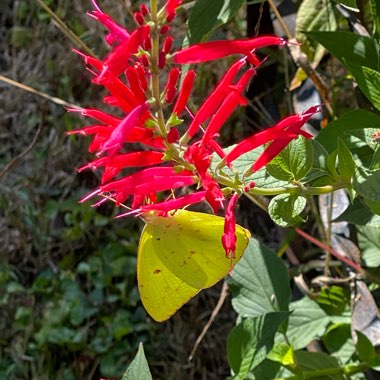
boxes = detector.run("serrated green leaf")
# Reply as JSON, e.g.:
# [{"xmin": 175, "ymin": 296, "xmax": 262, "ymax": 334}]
[
  {"xmin": 268, "ymin": 194, "xmax": 307, "ymax": 227},
  {"xmin": 283, "ymin": 297, "xmax": 331, "ymax": 350},
  {"xmin": 337, "ymin": 138, "xmax": 355, "ymax": 180},
  {"xmin": 294, "ymin": 351, "xmax": 344, "ymax": 380},
  {"xmin": 316, "ymin": 110, "xmax": 380, "ymax": 153},
  {"xmin": 227, "ymin": 312, "xmax": 289, "ymax": 378},
  {"xmin": 228, "ymin": 238, "xmax": 291, "ymax": 317},
  {"xmin": 349, "ymin": 128, "xmax": 380, "ymax": 151},
  {"xmin": 220, "ymin": 145, "xmax": 290, "ymax": 188},
  {"xmin": 356, "ymin": 331, "xmax": 376, "ymax": 362},
  {"xmin": 353, "ymin": 167, "xmax": 380, "ymax": 202},
  {"xmin": 306, "ymin": 31, "xmax": 380, "ymax": 71},
  {"xmin": 122, "ymin": 343, "xmax": 152, "ymax": 380},
  {"xmin": 266, "ymin": 136, "xmax": 314, "ymax": 181},
  {"xmin": 187, "ymin": 0, "xmax": 245, "ymax": 44},
  {"xmin": 348, "ymin": 65, "xmax": 380, "ymax": 110}
]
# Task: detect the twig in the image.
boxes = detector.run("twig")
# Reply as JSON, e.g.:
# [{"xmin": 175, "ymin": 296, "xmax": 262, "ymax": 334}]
[
  {"xmin": 188, "ymin": 281, "xmax": 229, "ymax": 361},
  {"xmin": 0, "ymin": 74, "xmax": 80, "ymax": 109},
  {"xmin": 0, "ymin": 112, "xmax": 43, "ymax": 181},
  {"xmin": 35, "ymin": 0, "xmax": 97, "ymax": 58}
]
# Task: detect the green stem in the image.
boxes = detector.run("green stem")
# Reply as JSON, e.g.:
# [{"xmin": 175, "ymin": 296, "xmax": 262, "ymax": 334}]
[
  {"xmin": 149, "ymin": 0, "xmax": 167, "ymax": 139},
  {"xmin": 275, "ymin": 362, "xmax": 370, "ymax": 379}
]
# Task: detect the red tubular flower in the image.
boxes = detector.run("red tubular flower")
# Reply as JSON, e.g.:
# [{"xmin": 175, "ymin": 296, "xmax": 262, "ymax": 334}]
[
  {"xmin": 89, "ymin": 0, "xmax": 130, "ymax": 45},
  {"xmin": 99, "ymin": 102, "xmax": 149, "ymax": 156},
  {"xmin": 203, "ymin": 174, "xmax": 225, "ymax": 213},
  {"xmin": 78, "ymin": 151, "xmax": 165, "ymax": 183},
  {"xmin": 186, "ymin": 59, "xmax": 247, "ymax": 139},
  {"xmin": 125, "ymin": 67, "xmax": 146, "ymax": 103},
  {"xmin": 165, "ymin": 68, "xmax": 180, "ymax": 103},
  {"xmin": 117, "ymin": 191, "xmax": 207, "ymax": 218},
  {"xmin": 173, "ymin": 70, "xmax": 196, "ymax": 116},
  {"xmin": 172, "ymin": 36, "xmax": 286, "ymax": 64},
  {"xmin": 165, "ymin": 0, "xmax": 182, "ymax": 22},
  {"xmin": 96, "ymin": 76, "xmax": 139, "ymax": 112},
  {"xmin": 73, "ymin": 49, "xmax": 103, "ymax": 72},
  {"xmin": 98, "ymin": 167, "xmax": 195, "ymax": 205},
  {"xmin": 68, "ymin": 107, "xmax": 121, "ymax": 126},
  {"xmin": 184, "ymin": 143, "xmax": 211, "ymax": 177},
  {"xmin": 225, "ymin": 105, "xmax": 319, "ymax": 169},
  {"xmin": 222, "ymin": 193, "xmax": 239, "ymax": 258},
  {"xmin": 135, "ymin": 63, "xmax": 148, "ymax": 91},
  {"xmin": 201, "ymin": 68, "xmax": 256, "ymax": 144},
  {"xmin": 96, "ymin": 25, "xmax": 150, "ymax": 81}
]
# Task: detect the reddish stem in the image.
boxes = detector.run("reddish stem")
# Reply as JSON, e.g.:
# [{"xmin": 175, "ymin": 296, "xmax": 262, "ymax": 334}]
[{"xmin": 294, "ymin": 227, "xmax": 363, "ymax": 273}]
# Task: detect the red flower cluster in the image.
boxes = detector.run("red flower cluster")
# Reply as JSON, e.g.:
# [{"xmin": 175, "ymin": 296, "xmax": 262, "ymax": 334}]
[{"xmin": 70, "ymin": 1, "xmax": 319, "ymax": 257}]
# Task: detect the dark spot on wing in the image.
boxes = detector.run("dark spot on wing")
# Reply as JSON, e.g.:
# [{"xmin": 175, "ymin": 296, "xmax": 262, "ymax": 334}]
[{"xmin": 153, "ymin": 269, "xmax": 162, "ymax": 274}]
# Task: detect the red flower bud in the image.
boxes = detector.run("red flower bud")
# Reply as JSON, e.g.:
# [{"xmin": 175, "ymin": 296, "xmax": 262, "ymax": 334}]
[
  {"xmin": 163, "ymin": 36, "xmax": 174, "ymax": 54},
  {"xmin": 160, "ymin": 25, "xmax": 170, "ymax": 35},
  {"xmin": 140, "ymin": 4, "xmax": 149, "ymax": 16},
  {"xmin": 134, "ymin": 12, "xmax": 145, "ymax": 25}
]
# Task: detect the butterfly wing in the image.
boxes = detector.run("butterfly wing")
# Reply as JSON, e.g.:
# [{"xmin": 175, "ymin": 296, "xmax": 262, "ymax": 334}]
[
  {"xmin": 148, "ymin": 210, "xmax": 250, "ymax": 289},
  {"xmin": 137, "ymin": 223, "xmax": 200, "ymax": 322}
]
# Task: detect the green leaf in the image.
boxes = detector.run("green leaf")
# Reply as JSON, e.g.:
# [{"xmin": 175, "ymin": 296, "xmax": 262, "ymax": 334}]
[
  {"xmin": 294, "ymin": 351, "xmax": 345, "ymax": 380},
  {"xmin": 187, "ymin": 0, "xmax": 245, "ymax": 44},
  {"xmin": 221, "ymin": 145, "xmax": 290, "ymax": 188},
  {"xmin": 371, "ymin": 0, "xmax": 380, "ymax": 39},
  {"xmin": 268, "ymin": 194, "xmax": 307, "ymax": 227},
  {"xmin": 250, "ymin": 359, "xmax": 282, "ymax": 380},
  {"xmin": 334, "ymin": 198, "xmax": 380, "ymax": 227},
  {"xmin": 296, "ymin": 0, "xmax": 337, "ymax": 65},
  {"xmin": 323, "ymin": 323, "xmax": 355, "ymax": 364},
  {"xmin": 347, "ymin": 64, "xmax": 380, "ymax": 110},
  {"xmin": 229, "ymin": 238, "xmax": 291, "ymax": 317},
  {"xmin": 227, "ymin": 312, "xmax": 289, "ymax": 378},
  {"xmin": 267, "ymin": 343, "xmax": 295, "ymax": 367},
  {"xmin": 357, "ymin": 225, "xmax": 380, "ymax": 267},
  {"xmin": 316, "ymin": 285, "xmax": 350, "ymax": 315},
  {"xmin": 266, "ymin": 136, "xmax": 314, "ymax": 181},
  {"xmin": 122, "ymin": 343, "xmax": 152, "ymax": 380},
  {"xmin": 316, "ymin": 110, "xmax": 380, "ymax": 153},
  {"xmin": 284, "ymin": 297, "xmax": 331, "ymax": 350},
  {"xmin": 353, "ymin": 167, "xmax": 380, "ymax": 202},
  {"xmin": 356, "ymin": 331, "xmax": 376, "ymax": 362},
  {"xmin": 336, "ymin": 138, "xmax": 355, "ymax": 181},
  {"xmin": 306, "ymin": 31, "xmax": 380, "ymax": 71},
  {"xmin": 214, "ymin": 147, "xmax": 275, "ymax": 188}
]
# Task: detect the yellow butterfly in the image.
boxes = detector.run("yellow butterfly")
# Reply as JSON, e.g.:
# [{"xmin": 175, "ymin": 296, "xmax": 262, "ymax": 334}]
[{"xmin": 137, "ymin": 209, "xmax": 251, "ymax": 322}]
